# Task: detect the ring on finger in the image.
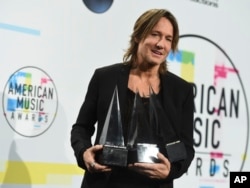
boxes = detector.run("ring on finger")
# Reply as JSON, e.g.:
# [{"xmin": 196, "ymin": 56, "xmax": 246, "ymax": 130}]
[{"xmin": 90, "ymin": 161, "xmax": 96, "ymax": 168}]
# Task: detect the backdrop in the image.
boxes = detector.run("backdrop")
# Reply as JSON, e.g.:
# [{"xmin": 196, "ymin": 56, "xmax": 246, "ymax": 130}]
[{"xmin": 0, "ymin": 0, "xmax": 249, "ymax": 188}]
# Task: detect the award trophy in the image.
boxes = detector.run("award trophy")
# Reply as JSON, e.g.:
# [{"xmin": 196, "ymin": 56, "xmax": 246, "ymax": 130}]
[
  {"xmin": 98, "ymin": 86, "xmax": 128, "ymax": 167},
  {"xmin": 127, "ymin": 90, "xmax": 160, "ymax": 163},
  {"xmin": 127, "ymin": 86, "xmax": 187, "ymax": 163},
  {"xmin": 148, "ymin": 87, "xmax": 187, "ymax": 163}
]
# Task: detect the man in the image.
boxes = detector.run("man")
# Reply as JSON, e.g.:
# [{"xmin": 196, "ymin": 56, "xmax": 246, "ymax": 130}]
[{"xmin": 71, "ymin": 8, "xmax": 194, "ymax": 188}]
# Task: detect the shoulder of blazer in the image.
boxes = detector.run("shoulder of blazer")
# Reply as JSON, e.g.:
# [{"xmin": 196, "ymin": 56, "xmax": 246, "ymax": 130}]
[
  {"xmin": 95, "ymin": 63, "xmax": 130, "ymax": 75},
  {"xmin": 92, "ymin": 63, "xmax": 130, "ymax": 93},
  {"xmin": 163, "ymin": 71, "xmax": 193, "ymax": 89}
]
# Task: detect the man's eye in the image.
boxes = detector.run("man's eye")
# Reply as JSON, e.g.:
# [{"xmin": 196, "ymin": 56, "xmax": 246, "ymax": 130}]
[
  {"xmin": 151, "ymin": 33, "xmax": 159, "ymax": 36},
  {"xmin": 166, "ymin": 38, "xmax": 172, "ymax": 42}
]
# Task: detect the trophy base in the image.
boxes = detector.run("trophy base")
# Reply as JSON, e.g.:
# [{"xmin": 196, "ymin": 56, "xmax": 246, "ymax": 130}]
[
  {"xmin": 128, "ymin": 143, "xmax": 160, "ymax": 163},
  {"xmin": 98, "ymin": 144, "xmax": 128, "ymax": 167}
]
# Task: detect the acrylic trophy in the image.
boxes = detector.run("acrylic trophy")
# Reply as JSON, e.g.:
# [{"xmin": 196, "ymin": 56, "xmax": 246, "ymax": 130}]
[
  {"xmin": 127, "ymin": 86, "xmax": 187, "ymax": 163},
  {"xmin": 98, "ymin": 86, "xmax": 128, "ymax": 167},
  {"xmin": 127, "ymin": 89, "xmax": 160, "ymax": 163},
  {"xmin": 149, "ymin": 87, "xmax": 187, "ymax": 163}
]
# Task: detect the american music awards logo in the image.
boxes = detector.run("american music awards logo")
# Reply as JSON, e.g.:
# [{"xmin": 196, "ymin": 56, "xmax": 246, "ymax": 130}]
[
  {"xmin": 167, "ymin": 35, "xmax": 249, "ymax": 187},
  {"xmin": 2, "ymin": 66, "xmax": 58, "ymax": 137}
]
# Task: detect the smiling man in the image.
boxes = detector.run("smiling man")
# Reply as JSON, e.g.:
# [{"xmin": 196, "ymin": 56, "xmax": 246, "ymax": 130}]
[{"xmin": 71, "ymin": 9, "xmax": 194, "ymax": 188}]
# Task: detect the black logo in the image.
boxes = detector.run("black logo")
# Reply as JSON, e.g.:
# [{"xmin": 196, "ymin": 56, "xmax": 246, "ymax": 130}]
[{"xmin": 230, "ymin": 172, "xmax": 250, "ymax": 187}]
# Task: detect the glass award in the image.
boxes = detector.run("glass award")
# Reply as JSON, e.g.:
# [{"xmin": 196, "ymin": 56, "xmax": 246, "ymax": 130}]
[
  {"xmin": 127, "ymin": 89, "xmax": 160, "ymax": 163},
  {"xmin": 149, "ymin": 87, "xmax": 187, "ymax": 163},
  {"xmin": 98, "ymin": 86, "xmax": 128, "ymax": 167},
  {"xmin": 127, "ymin": 86, "xmax": 187, "ymax": 163}
]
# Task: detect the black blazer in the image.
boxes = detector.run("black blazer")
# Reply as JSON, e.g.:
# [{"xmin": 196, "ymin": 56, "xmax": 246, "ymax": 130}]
[{"xmin": 71, "ymin": 63, "xmax": 195, "ymax": 188}]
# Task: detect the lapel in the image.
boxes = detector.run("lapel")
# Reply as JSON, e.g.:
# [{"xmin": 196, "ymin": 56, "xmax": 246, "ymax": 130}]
[
  {"xmin": 116, "ymin": 64, "xmax": 130, "ymax": 119},
  {"xmin": 160, "ymin": 73, "xmax": 179, "ymax": 136}
]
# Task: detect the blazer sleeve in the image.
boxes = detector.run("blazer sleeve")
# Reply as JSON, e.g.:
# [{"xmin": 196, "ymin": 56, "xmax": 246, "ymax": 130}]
[
  {"xmin": 166, "ymin": 82, "xmax": 195, "ymax": 181},
  {"xmin": 70, "ymin": 69, "xmax": 99, "ymax": 170}
]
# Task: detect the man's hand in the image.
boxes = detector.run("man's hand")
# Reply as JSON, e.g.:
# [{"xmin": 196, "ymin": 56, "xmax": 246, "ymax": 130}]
[
  {"xmin": 128, "ymin": 152, "xmax": 171, "ymax": 179},
  {"xmin": 83, "ymin": 144, "xmax": 112, "ymax": 173}
]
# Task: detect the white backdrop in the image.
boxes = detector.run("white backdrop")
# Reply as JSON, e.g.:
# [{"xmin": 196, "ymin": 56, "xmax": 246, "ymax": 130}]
[{"xmin": 0, "ymin": 0, "xmax": 249, "ymax": 187}]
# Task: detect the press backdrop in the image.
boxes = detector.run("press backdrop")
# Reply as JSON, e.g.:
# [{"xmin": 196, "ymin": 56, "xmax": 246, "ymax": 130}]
[{"xmin": 0, "ymin": 0, "xmax": 249, "ymax": 187}]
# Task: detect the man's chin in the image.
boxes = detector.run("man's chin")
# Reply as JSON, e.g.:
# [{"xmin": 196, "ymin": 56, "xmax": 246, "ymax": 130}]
[{"xmin": 148, "ymin": 60, "xmax": 165, "ymax": 66}]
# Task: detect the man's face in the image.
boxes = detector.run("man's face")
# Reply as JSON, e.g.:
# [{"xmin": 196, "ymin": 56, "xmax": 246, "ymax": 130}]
[{"xmin": 136, "ymin": 17, "xmax": 173, "ymax": 67}]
